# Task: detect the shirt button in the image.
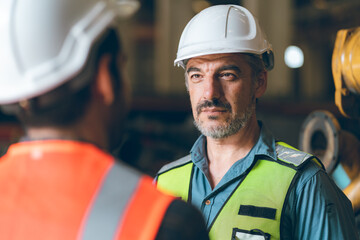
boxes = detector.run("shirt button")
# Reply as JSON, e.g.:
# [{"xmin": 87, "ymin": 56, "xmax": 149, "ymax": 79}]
[{"xmin": 205, "ymin": 200, "xmax": 211, "ymax": 205}]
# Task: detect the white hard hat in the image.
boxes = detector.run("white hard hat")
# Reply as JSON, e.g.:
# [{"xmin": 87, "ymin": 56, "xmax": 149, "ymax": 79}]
[
  {"xmin": 174, "ymin": 5, "xmax": 274, "ymax": 71},
  {"xmin": 0, "ymin": 0, "xmax": 117, "ymax": 104}
]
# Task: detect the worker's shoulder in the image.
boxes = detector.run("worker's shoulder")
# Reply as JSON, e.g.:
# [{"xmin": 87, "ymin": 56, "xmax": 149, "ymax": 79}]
[
  {"xmin": 275, "ymin": 141, "xmax": 324, "ymax": 170},
  {"xmin": 157, "ymin": 154, "xmax": 192, "ymax": 175},
  {"xmin": 274, "ymin": 143, "xmax": 327, "ymax": 195}
]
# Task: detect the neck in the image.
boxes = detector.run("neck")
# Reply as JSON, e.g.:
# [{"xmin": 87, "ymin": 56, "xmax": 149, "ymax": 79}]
[
  {"xmin": 25, "ymin": 100, "xmax": 109, "ymax": 150},
  {"xmin": 25, "ymin": 121, "xmax": 108, "ymax": 150},
  {"xmin": 26, "ymin": 127, "xmax": 81, "ymax": 140},
  {"xmin": 206, "ymin": 117, "xmax": 260, "ymax": 188}
]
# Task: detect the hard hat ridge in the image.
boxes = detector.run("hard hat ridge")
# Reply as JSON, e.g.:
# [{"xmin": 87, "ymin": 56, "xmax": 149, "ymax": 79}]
[{"xmin": 174, "ymin": 4, "xmax": 274, "ymax": 71}]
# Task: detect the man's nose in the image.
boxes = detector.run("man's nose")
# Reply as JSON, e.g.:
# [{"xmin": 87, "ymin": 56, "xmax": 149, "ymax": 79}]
[{"xmin": 203, "ymin": 77, "xmax": 222, "ymax": 100}]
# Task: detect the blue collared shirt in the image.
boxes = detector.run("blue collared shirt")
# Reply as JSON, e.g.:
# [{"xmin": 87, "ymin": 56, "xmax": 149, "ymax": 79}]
[{"xmin": 190, "ymin": 122, "xmax": 358, "ymax": 239}]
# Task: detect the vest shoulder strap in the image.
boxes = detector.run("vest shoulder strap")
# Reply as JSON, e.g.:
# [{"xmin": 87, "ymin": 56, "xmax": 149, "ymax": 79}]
[
  {"xmin": 157, "ymin": 154, "xmax": 192, "ymax": 175},
  {"xmin": 156, "ymin": 155, "xmax": 193, "ymax": 202},
  {"xmin": 275, "ymin": 142, "xmax": 323, "ymax": 169}
]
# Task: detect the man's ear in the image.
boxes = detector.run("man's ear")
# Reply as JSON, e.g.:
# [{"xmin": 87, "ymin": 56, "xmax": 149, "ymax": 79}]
[
  {"xmin": 94, "ymin": 54, "xmax": 114, "ymax": 105},
  {"xmin": 254, "ymin": 70, "xmax": 267, "ymax": 98}
]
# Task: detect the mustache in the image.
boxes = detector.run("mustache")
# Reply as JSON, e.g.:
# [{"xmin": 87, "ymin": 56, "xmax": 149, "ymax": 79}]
[{"xmin": 196, "ymin": 99, "xmax": 232, "ymax": 115}]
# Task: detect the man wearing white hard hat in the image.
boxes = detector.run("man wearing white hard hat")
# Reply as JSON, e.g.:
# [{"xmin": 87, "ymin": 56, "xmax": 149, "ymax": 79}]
[
  {"xmin": 0, "ymin": 0, "xmax": 210, "ymax": 239},
  {"xmin": 156, "ymin": 4, "xmax": 358, "ymax": 240}
]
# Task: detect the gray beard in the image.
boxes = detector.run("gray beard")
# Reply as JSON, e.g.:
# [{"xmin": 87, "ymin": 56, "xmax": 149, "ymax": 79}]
[{"xmin": 194, "ymin": 102, "xmax": 255, "ymax": 139}]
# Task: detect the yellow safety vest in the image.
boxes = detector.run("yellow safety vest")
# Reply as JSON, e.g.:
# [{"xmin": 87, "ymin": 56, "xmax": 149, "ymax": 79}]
[{"xmin": 157, "ymin": 142, "xmax": 323, "ymax": 240}]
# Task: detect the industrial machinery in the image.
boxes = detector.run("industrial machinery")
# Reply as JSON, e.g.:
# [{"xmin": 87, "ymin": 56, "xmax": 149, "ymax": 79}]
[
  {"xmin": 332, "ymin": 27, "xmax": 360, "ymax": 119},
  {"xmin": 299, "ymin": 27, "xmax": 360, "ymax": 212}
]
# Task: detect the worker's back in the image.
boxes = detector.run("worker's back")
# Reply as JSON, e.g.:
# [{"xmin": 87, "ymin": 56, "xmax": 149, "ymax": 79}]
[{"xmin": 0, "ymin": 140, "xmax": 208, "ymax": 239}]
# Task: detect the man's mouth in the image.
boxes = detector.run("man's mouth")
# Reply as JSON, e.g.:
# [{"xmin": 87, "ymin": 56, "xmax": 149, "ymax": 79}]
[
  {"xmin": 201, "ymin": 107, "xmax": 228, "ymax": 113},
  {"xmin": 196, "ymin": 99, "xmax": 232, "ymax": 115}
]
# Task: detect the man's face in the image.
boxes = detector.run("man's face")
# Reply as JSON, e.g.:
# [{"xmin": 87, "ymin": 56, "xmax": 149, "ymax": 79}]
[{"xmin": 186, "ymin": 53, "xmax": 266, "ymax": 139}]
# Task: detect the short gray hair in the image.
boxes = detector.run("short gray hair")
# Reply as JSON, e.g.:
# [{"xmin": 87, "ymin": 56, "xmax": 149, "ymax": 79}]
[{"xmin": 241, "ymin": 53, "xmax": 266, "ymax": 83}]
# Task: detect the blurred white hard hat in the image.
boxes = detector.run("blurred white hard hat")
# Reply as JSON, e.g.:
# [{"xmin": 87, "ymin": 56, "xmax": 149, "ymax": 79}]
[
  {"xmin": 174, "ymin": 4, "xmax": 274, "ymax": 71},
  {"xmin": 0, "ymin": 0, "xmax": 117, "ymax": 104}
]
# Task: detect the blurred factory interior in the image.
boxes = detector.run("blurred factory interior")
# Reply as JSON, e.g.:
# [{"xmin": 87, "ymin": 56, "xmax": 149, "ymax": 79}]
[{"xmin": 1, "ymin": 0, "xmax": 360, "ymax": 178}]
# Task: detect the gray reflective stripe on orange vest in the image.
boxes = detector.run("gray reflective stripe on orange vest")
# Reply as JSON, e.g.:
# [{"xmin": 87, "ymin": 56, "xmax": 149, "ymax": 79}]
[{"xmin": 81, "ymin": 161, "xmax": 141, "ymax": 240}]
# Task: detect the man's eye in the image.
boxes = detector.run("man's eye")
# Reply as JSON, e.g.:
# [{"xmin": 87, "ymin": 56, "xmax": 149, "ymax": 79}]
[
  {"xmin": 219, "ymin": 72, "xmax": 236, "ymax": 80},
  {"xmin": 190, "ymin": 74, "xmax": 203, "ymax": 82},
  {"xmin": 191, "ymin": 74, "xmax": 201, "ymax": 79}
]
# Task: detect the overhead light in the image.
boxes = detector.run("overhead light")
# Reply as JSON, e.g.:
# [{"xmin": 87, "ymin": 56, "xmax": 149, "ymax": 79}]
[{"xmin": 284, "ymin": 45, "xmax": 304, "ymax": 68}]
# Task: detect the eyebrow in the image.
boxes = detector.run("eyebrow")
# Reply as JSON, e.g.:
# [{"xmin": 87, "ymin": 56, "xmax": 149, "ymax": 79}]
[
  {"xmin": 218, "ymin": 65, "xmax": 241, "ymax": 73},
  {"xmin": 186, "ymin": 65, "xmax": 241, "ymax": 74},
  {"xmin": 186, "ymin": 67, "xmax": 201, "ymax": 74}
]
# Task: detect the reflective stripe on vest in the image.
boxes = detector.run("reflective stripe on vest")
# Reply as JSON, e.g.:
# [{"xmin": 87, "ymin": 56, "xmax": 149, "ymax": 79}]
[
  {"xmin": 80, "ymin": 162, "xmax": 175, "ymax": 240},
  {"xmin": 157, "ymin": 155, "xmax": 192, "ymax": 202},
  {"xmin": 156, "ymin": 142, "xmax": 317, "ymax": 240}
]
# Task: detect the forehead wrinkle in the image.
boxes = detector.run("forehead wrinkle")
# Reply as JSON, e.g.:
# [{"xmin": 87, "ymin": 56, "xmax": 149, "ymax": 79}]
[
  {"xmin": 187, "ymin": 54, "xmax": 243, "ymax": 70},
  {"xmin": 186, "ymin": 60, "xmax": 226, "ymax": 74},
  {"xmin": 186, "ymin": 53, "xmax": 253, "ymax": 79},
  {"xmin": 193, "ymin": 54, "xmax": 236, "ymax": 62}
]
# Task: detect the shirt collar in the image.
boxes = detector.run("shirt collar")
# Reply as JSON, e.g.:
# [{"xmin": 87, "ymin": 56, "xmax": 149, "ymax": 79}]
[
  {"xmin": 253, "ymin": 121, "xmax": 277, "ymax": 160},
  {"xmin": 190, "ymin": 121, "xmax": 277, "ymax": 175}
]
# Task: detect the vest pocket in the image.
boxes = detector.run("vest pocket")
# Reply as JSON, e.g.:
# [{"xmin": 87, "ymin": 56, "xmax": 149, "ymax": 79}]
[{"xmin": 232, "ymin": 228, "xmax": 271, "ymax": 240}]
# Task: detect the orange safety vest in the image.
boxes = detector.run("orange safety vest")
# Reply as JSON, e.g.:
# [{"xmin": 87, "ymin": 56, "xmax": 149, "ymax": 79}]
[{"xmin": 0, "ymin": 140, "xmax": 174, "ymax": 240}]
